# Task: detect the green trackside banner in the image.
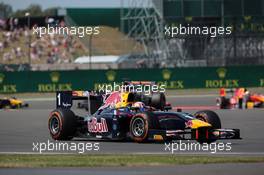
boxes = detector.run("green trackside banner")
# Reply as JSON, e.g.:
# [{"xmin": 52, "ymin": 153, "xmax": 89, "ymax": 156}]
[{"xmin": 0, "ymin": 66, "xmax": 263, "ymax": 93}]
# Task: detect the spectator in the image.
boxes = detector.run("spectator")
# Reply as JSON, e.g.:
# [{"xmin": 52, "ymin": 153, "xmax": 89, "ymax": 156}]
[
  {"xmin": 14, "ymin": 18, "xmax": 19, "ymax": 29},
  {"xmin": 0, "ymin": 42, "xmax": 3, "ymax": 52}
]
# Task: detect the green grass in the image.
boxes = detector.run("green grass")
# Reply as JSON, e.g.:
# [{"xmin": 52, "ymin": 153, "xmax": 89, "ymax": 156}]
[{"xmin": 1, "ymin": 154, "xmax": 264, "ymax": 168}]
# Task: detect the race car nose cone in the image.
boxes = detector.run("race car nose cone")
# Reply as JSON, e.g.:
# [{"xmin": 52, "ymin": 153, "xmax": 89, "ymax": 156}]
[{"xmin": 186, "ymin": 119, "xmax": 211, "ymax": 129}]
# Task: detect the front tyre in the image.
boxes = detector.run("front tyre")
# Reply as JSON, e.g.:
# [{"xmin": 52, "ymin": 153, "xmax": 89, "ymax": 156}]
[
  {"xmin": 194, "ymin": 110, "xmax": 222, "ymax": 144},
  {"xmin": 48, "ymin": 108, "xmax": 77, "ymax": 140},
  {"xmin": 194, "ymin": 110, "xmax": 221, "ymax": 129}
]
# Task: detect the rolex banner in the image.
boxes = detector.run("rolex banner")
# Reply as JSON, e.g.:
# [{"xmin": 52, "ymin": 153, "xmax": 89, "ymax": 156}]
[{"xmin": 0, "ymin": 66, "xmax": 263, "ymax": 93}]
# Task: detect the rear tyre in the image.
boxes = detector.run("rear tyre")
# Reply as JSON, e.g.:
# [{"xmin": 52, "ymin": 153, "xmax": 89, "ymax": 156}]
[
  {"xmin": 217, "ymin": 97, "xmax": 229, "ymax": 109},
  {"xmin": 0, "ymin": 100, "xmax": 10, "ymax": 109},
  {"xmin": 130, "ymin": 113, "xmax": 153, "ymax": 142},
  {"xmin": 254, "ymin": 102, "xmax": 264, "ymax": 108},
  {"xmin": 151, "ymin": 93, "xmax": 166, "ymax": 110},
  {"xmin": 48, "ymin": 108, "xmax": 77, "ymax": 140}
]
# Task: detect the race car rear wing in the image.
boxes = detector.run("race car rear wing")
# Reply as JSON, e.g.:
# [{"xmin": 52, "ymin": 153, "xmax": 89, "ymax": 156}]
[
  {"xmin": 127, "ymin": 81, "xmax": 156, "ymax": 85},
  {"xmin": 56, "ymin": 91, "xmax": 103, "ymax": 115},
  {"xmin": 56, "ymin": 91, "xmax": 88, "ymax": 109}
]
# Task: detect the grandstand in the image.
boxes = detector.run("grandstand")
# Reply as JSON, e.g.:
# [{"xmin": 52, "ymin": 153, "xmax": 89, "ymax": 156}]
[
  {"xmin": 0, "ymin": 27, "xmax": 86, "ymax": 65},
  {"xmin": 0, "ymin": 26, "xmax": 142, "ymax": 63}
]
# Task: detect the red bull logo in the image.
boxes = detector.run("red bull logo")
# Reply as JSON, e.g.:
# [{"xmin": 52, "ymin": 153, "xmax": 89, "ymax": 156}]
[
  {"xmin": 88, "ymin": 117, "xmax": 108, "ymax": 133},
  {"xmin": 99, "ymin": 91, "xmax": 121, "ymax": 109}
]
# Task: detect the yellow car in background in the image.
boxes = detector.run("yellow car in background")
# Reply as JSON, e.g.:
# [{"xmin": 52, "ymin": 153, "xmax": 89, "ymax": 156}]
[{"xmin": 0, "ymin": 97, "xmax": 29, "ymax": 109}]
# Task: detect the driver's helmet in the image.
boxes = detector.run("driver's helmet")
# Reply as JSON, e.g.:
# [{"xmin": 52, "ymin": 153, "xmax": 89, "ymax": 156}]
[{"xmin": 132, "ymin": 102, "xmax": 145, "ymax": 108}]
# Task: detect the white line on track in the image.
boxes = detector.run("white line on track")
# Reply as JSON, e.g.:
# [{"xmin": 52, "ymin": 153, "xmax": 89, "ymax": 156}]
[
  {"xmin": 24, "ymin": 98, "xmax": 54, "ymax": 101},
  {"xmin": 166, "ymin": 94, "xmax": 217, "ymax": 98}
]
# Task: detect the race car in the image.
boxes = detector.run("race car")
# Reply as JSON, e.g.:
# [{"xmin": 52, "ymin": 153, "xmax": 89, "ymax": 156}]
[
  {"xmin": 248, "ymin": 93, "xmax": 264, "ymax": 107},
  {"xmin": 217, "ymin": 88, "xmax": 264, "ymax": 109},
  {"xmin": 48, "ymin": 90, "xmax": 241, "ymax": 143},
  {"xmin": 0, "ymin": 97, "xmax": 29, "ymax": 109},
  {"xmin": 77, "ymin": 81, "xmax": 166, "ymax": 112}
]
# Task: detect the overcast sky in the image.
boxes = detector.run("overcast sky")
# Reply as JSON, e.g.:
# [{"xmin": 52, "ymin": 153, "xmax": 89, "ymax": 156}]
[{"xmin": 1, "ymin": 0, "xmax": 123, "ymax": 10}]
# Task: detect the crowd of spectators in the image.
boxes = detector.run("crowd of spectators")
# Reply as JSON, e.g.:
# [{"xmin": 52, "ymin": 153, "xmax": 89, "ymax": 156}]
[{"xmin": 0, "ymin": 17, "xmax": 86, "ymax": 66}]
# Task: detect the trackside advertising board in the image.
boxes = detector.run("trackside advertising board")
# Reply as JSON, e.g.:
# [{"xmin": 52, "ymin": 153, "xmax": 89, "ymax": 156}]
[{"xmin": 0, "ymin": 66, "xmax": 263, "ymax": 93}]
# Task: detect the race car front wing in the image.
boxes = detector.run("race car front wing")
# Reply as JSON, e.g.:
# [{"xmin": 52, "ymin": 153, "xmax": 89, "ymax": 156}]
[{"xmin": 148, "ymin": 127, "xmax": 241, "ymax": 142}]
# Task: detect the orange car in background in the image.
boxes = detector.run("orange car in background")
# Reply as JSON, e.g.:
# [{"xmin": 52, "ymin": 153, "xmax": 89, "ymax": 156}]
[{"xmin": 217, "ymin": 88, "xmax": 264, "ymax": 109}]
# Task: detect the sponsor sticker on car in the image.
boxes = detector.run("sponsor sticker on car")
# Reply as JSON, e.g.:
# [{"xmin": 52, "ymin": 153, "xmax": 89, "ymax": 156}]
[{"xmin": 88, "ymin": 117, "xmax": 108, "ymax": 133}]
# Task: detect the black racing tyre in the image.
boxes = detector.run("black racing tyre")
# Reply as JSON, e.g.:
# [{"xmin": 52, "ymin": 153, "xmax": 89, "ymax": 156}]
[
  {"xmin": 0, "ymin": 100, "xmax": 10, "ymax": 108},
  {"xmin": 217, "ymin": 97, "xmax": 229, "ymax": 109},
  {"xmin": 48, "ymin": 108, "xmax": 77, "ymax": 140},
  {"xmin": 17, "ymin": 103, "xmax": 22, "ymax": 108},
  {"xmin": 194, "ymin": 110, "xmax": 221, "ymax": 144},
  {"xmin": 134, "ymin": 93, "xmax": 152, "ymax": 107},
  {"xmin": 150, "ymin": 93, "xmax": 166, "ymax": 110},
  {"xmin": 194, "ymin": 110, "xmax": 221, "ymax": 129},
  {"xmin": 130, "ymin": 112, "xmax": 155, "ymax": 142},
  {"xmin": 134, "ymin": 93, "xmax": 144, "ymax": 102},
  {"xmin": 11, "ymin": 104, "xmax": 18, "ymax": 109},
  {"xmin": 254, "ymin": 102, "xmax": 264, "ymax": 108}
]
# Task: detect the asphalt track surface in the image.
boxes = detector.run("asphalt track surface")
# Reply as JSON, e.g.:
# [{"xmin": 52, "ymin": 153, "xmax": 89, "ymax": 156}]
[
  {"xmin": 0, "ymin": 95, "xmax": 264, "ymax": 175},
  {"xmin": 0, "ymin": 95, "xmax": 263, "ymax": 155}
]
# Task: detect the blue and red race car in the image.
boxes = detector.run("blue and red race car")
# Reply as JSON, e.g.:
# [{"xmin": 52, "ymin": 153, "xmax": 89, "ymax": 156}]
[{"xmin": 48, "ymin": 90, "xmax": 241, "ymax": 143}]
